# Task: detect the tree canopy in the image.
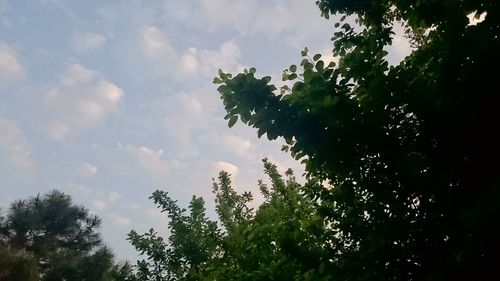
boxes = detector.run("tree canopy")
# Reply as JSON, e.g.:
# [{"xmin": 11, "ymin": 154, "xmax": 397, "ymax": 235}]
[
  {"xmin": 213, "ymin": 0, "xmax": 500, "ymax": 279},
  {"xmin": 0, "ymin": 190, "xmax": 133, "ymax": 281},
  {"xmin": 129, "ymin": 159, "xmax": 333, "ymax": 281}
]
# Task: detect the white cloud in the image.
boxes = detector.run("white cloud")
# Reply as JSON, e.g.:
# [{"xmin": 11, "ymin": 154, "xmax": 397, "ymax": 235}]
[
  {"xmin": 68, "ymin": 182, "xmax": 93, "ymax": 196},
  {"xmin": 107, "ymin": 191, "xmax": 122, "ymax": 203},
  {"xmin": 89, "ymin": 190, "xmax": 122, "ymax": 212},
  {"xmin": 215, "ymin": 161, "xmax": 239, "ymax": 177},
  {"xmin": 66, "ymin": 177, "xmax": 124, "ymax": 216},
  {"xmin": 193, "ymin": 40, "xmax": 242, "ymax": 76},
  {"xmin": 43, "ymin": 63, "xmax": 124, "ymax": 141},
  {"xmin": 139, "ymin": 25, "xmax": 243, "ymax": 79},
  {"xmin": 140, "ymin": 25, "xmax": 177, "ymax": 60},
  {"xmin": 173, "ymin": 40, "xmax": 244, "ymax": 81},
  {"xmin": 223, "ymin": 135, "xmax": 252, "ymax": 157},
  {"xmin": 196, "ymin": 0, "xmax": 258, "ymax": 33},
  {"xmin": 250, "ymin": 1, "xmax": 329, "ymax": 36},
  {"xmin": 108, "ymin": 213, "xmax": 130, "ymax": 226},
  {"xmin": 80, "ymin": 162, "xmax": 98, "ymax": 178},
  {"xmin": 0, "ymin": 42, "xmax": 23, "ymax": 81},
  {"xmin": 163, "ymin": 90, "xmax": 204, "ymax": 147},
  {"xmin": 123, "ymin": 144, "xmax": 169, "ymax": 179},
  {"xmin": 93, "ymin": 200, "xmax": 107, "ymax": 211},
  {"xmin": 179, "ymin": 47, "xmax": 199, "ymax": 74},
  {"xmin": 164, "ymin": 0, "xmax": 332, "ymax": 48},
  {"xmin": 0, "ymin": 117, "xmax": 35, "ymax": 172},
  {"xmin": 184, "ymin": 40, "xmax": 242, "ymax": 76},
  {"xmin": 72, "ymin": 31, "xmax": 106, "ymax": 52}
]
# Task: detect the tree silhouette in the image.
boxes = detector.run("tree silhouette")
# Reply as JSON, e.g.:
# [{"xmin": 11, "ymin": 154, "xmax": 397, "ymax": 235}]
[
  {"xmin": 215, "ymin": 0, "xmax": 500, "ymax": 279},
  {"xmin": 0, "ymin": 190, "xmax": 123, "ymax": 281}
]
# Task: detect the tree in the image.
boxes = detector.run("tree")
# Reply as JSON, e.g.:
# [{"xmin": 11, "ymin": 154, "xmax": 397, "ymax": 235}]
[
  {"xmin": 0, "ymin": 243, "xmax": 39, "ymax": 281},
  {"xmin": 209, "ymin": 161, "xmax": 331, "ymax": 281},
  {"xmin": 109, "ymin": 262, "xmax": 140, "ymax": 281},
  {"xmin": 2, "ymin": 190, "xmax": 101, "ymax": 257},
  {"xmin": 129, "ymin": 192, "xmax": 221, "ymax": 281},
  {"xmin": 41, "ymin": 246, "xmax": 115, "ymax": 281},
  {"xmin": 0, "ymin": 190, "xmax": 127, "ymax": 281},
  {"xmin": 214, "ymin": 0, "xmax": 500, "ymax": 280},
  {"xmin": 129, "ymin": 159, "xmax": 331, "ymax": 281}
]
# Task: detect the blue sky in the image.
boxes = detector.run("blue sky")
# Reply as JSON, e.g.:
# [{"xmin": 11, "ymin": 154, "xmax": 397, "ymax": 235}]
[{"xmin": 0, "ymin": 0, "xmax": 411, "ymax": 262}]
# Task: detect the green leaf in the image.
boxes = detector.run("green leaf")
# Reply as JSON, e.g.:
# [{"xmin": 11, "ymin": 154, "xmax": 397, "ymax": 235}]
[
  {"xmin": 282, "ymin": 72, "xmax": 289, "ymax": 81},
  {"xmin": 228, "ymin": 116, "xmax": 238, "ymax": 128},
  {"xmin": 240, "ymin": 111, "xmax": 251, "ymax": 123},
  {"xmin": 323, "ymin": 68, "xmax": 334, "ymax": 79},
  {"xmin": 331, "ymin": 95, "xmax": 340, "ymax": 105},
  {"xmin": 323, "ymin": 95, "xmax": 332, "ymax": 106},
  {"xmin": 290, "ymin": 65, "xmax": 297, "ymax": 72},
  {"xmin": 213, "ymin": 77, "xmax": 223, "ymax": 84},
  {"xmin": 313, "ymin": 54, "xmax": 321, "ymax": 61},
  {"xmin": 304, "ymin": 61, "xmax": 314, "ymax": 70},
  {"xmin": 257, "ymin": 128, "xmax": 266, "ymax": 138},
  {"xmin": 316, "ymin": 60, "xmax": 325, "ymax": 71},
  {"xmin": 292, "ymin": 82, "xmax": 304, "ymax": 92},
  {"xmin": 280, "ymin": 85, "xmax": 290, "ymax": 95},
  {"xmin": 217, "ymin": 85, "xmax": 232, "ymax": 95},
  {"xmin": 249, "ymin": 67, "xmax": 256, "ymax": 74},
  {"xmin": 294, "ymin": 151, "xmax": 306, "ymax": 160},
  {"xmin": 301, "ymin": 47, "xmax": 309, "ymax": 56},
  {"xmin": 319, "ymin": 262, "xmax": 325, "ymax": 274}
]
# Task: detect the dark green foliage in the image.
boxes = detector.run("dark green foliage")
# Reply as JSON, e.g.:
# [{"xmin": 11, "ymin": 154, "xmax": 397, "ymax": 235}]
[
  {"xmin": 0, "ymin": 190, "xmax": 131, "ymax": 281},
  {"xmin": 215, "ymin": 1, "xmax": 500, "ymax": 280},
  {"xmin": 110, "ymin": 262, "xmax": 140, "ymax": 281},
  {"xmin": 3, "ymin": 190, "xmax": 101, "ymax": 257},
  {"xmin": 0, "ymin": 243, "xmax": 39, "ymax": 281},
  {"xmin": 214, "ymin": 161, "xmax": 331, "ymax": 281},
  {"xmin": 129, "ymin": 160, "xmax": 332, "ymax": 280},
  {"xmin": 42, "ymin": 247, "xmax": 115, "ymax": 281},
  {"xmin": 129, "ymin": 192, "xmax": 221, "ymax": 281}
]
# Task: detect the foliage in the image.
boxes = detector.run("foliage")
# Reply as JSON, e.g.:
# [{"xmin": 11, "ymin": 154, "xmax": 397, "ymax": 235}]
[
  {"xmin": 0, "ymin": 242, "xmax": 39, "ymax": 281},
  {"xmin": 0, "ymin": 190, "xmax": 133, "ymax": 281},
  {"xmin": 129, "ymin": 192, "xmax": 220, "ymax": 281},
  {"xmin": 214, "ymin": 0, "xmax": 500, "ymax": 280},
  {"xmin": 2, "ymin": 190, "xmax": 101, "ymax": 257},
  {"xmin": 129, "ymin": 159, "xmax": 332, "ymax": 280},
  {"xmin": 211, "ymin": 161, "xmax": 331, "ymax": 281},
  {"xmin": 41, "ymin": 247, "xmax": 115, "ymax": 281},
  {"xmin": 109, "ymin": 262, "xmax": 140, "ymax": 281}
]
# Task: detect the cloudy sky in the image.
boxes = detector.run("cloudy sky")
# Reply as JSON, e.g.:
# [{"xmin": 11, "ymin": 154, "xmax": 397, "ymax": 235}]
[{"xmin": 0, "ymin": 0, "xmax": 411, "ymax": 262}]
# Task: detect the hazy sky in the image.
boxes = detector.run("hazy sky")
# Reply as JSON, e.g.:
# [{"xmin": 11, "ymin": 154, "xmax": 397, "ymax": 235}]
[{"xmin": 0, "ymin": 0, "xmax": 410, "ymax": 262}]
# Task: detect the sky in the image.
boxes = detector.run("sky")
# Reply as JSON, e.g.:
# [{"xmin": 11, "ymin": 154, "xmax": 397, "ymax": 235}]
[{"xmin": 0, "ymin": 0, "xmax": 411, "ymax": 262}]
